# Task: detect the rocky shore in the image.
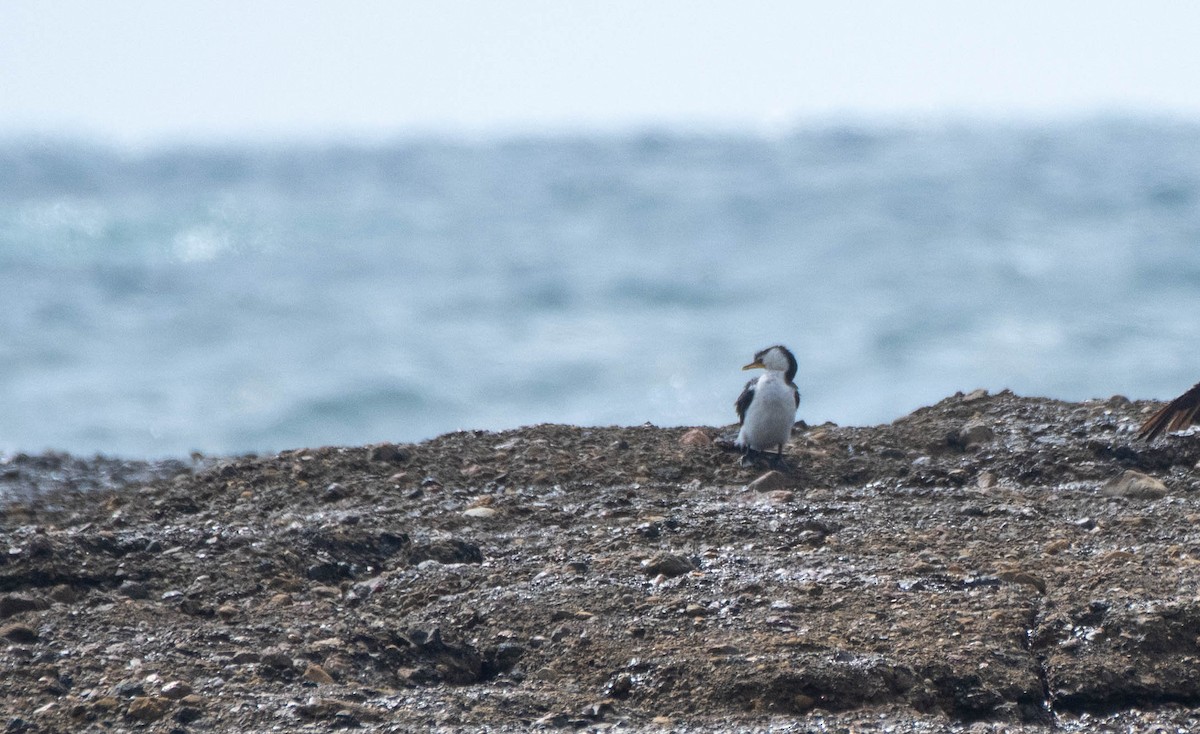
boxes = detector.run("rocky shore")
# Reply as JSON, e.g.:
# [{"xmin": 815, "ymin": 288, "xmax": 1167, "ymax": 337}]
[{"xmin": 4, "ymin": 390, "xmax": 1200, "ymax": 732}]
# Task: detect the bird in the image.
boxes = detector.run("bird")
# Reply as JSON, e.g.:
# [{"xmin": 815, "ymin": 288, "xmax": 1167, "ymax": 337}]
[
  {"xmin": 734, "ymin": 345, "xmax": 800, "ymax": 464},
  {"xmin": 1138, "ymin": 382, "xmax": 1200, "ymax": 440}
]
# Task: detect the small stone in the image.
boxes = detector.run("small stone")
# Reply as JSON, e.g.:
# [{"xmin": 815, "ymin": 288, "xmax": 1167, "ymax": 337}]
[
  {"xmin": 642, "ymin": 553, "xmax": 696, "ymax": 578},
  {"xmin": 126, "ymin": 696, "xmax": 169, "ymax": 722},
  {"xmin": 748, "ymin": 471, "xmax": 788, "ymax": 492},
  {"xmin": 680, "ymin": 428, "xmax": 712, "ymax": 447},
  {"xmin": 303, "ymin": 663, "xmax": 336, "ymax": 684},
  {"xmin": 684, "ymin": 603, "xmax": 706, "ymax": 617},
  {"xmin": 217, "ymin": 603, "xmax": 238, "ymax": 621},
  {"xmin": 462, "ymin": 507, "xmax": 498, "ymax": 519},
  {"xmin": 231, "ymin": 651, "xmax": 260, "ymax": 665},
  {"xmin": 0, "ymin": 622, "xmax": 38, "ymax": 643},
  {"xmin": 1102, "ymin": 470, "xmax": 1168, "ymax": 499},
  {"xmin": 977, "ymin": 471, "xmax": 997, "ymax": 489},
  {"xmin": 160, "ymin": 680, "xmax": 192, "ymax": 699}
]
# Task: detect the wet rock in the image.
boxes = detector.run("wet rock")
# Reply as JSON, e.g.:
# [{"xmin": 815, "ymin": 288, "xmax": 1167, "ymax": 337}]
[
  {"xmin": 1101, "ymin": 470, "xmax": 1168, "ymax": 499},
  {"xmin": 642, "ymin": 553, "xmax": 696, "ymax": 578}
]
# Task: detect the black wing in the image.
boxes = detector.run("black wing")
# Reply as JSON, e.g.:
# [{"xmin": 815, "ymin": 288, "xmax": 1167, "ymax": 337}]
[
  {"xmin": 1140, "ymin": 382, "xmax": 1200, "ymax": 440},
  {"xmin": 734, "ymin": 378, "xmax": 756, "ymax": 425},
  {"xmin": 792, "ymin": 384, "xmax": 801, "ymax": 409}
]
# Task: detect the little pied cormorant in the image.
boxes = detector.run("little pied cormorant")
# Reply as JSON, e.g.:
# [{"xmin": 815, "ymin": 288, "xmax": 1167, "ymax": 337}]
[{"xmin": 734, "ymin": 345, "xmax": 800, "ymax": 460}]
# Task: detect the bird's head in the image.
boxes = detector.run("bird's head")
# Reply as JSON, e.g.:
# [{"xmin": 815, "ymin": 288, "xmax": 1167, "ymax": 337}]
[{"xmin": 742, "ymin": 345, "xmax": 797, "ymax": 381}]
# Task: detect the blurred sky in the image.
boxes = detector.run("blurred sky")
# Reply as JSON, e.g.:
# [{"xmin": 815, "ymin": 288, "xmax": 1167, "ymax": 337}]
[{"xmin": 3, "ymin": 1, "xmax": 1200, "ymax": 144}]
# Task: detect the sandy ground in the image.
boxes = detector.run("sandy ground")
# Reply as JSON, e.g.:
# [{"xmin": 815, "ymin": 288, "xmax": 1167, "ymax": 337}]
[{"xmin": 4, "ymin": 389, "xmax": 1200, "ymax": 732}]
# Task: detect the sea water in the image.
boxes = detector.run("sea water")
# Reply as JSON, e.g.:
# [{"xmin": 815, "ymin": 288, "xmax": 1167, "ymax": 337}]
[{"xmin": 2, "ymin": 119, "xmax": 1199, "ymax": 457}]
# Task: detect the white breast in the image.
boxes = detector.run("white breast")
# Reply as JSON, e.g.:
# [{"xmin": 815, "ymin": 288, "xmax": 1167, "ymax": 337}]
[{"xmin": 736, "ymin": 373, "xmax": 797, "ymax": 451}]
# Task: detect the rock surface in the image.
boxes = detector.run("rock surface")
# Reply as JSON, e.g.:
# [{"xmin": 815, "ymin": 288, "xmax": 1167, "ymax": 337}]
[{"xmin": 3, "ymin": 390, "xmax": 1200, "ymax": 731}]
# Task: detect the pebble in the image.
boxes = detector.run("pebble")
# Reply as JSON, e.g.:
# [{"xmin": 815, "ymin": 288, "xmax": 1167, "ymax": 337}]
[
  {"xmin": 1102, "ymin": 470, "xmax": 1168, "ymax": 499},
  {"xmin": 680, "ymin": 428, "xmax": 712, "ymax": 447},
  {"xmin": 462, "ymin": 507, "xmax": 499, "ymax": 519}
]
